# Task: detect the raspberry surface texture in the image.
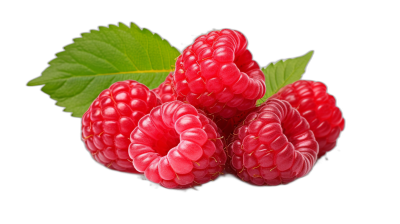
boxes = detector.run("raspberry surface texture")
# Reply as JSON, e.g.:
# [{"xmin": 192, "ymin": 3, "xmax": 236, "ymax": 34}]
[
  {"xmin": 173, "ymin": 29, "xmax": 266, "ymax": 119},
  {"xmin": 273, "ymin": 80, "xmax": 345, "ymax": 158},
  {"xmin": 152, "ymin": 72, "xmax": 240, "ymax": 139},
  {"xmin": 82, "ymin": 80, "xmax": 160, "ymax": 173},
  {"xmin": 226, "ymin": 99, "xmax": 319, "ymax": 185},
  {"xmin": 214, "ymin": 108, "xmax": 256, "ymax": 139},
  {"xmin": 151, "ymin": 72, "xmax": 181, "ymax": 103},
  {"xmin": 128, "ymin": 101, "xmax": 226, "ymax": 189}
]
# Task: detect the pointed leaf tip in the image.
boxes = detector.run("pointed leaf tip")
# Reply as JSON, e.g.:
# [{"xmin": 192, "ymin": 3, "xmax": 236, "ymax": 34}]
[
  {"xmin": 257, "ymin": 50, "xmax": 314, "ymax": 105},
  {"xmin": 27, "ymin": 23, "xmax": 180, "ymax": 117}
]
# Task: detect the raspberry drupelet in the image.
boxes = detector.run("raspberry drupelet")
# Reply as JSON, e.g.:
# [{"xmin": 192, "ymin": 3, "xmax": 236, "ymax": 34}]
[
  {"xmin": 226, "ymin": 99, "xmax": 319, "ymax": 186},
  {"xmin": 272, "ymin": 80, "xmax": 345, "ymax": 158},
  {"xmin": 151, "ymin": 72, "xmax": 183, "ymax": 103},
  {"xmin": 128, "ymin": 101, "xmax": 227, "ymax": 189},
  {"xmin": 81, "ymin": 80, "xmax": 160, "ymax": 173},
  {"xmin": 173, "ymin": 29, "xmax": 266, "ymax": 119}
]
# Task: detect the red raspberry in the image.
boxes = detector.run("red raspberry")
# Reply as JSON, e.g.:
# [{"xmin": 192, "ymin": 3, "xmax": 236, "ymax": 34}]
[
  {"xmin": 213, "ymin": 109, "xmax": 255, "ymax": 139},
  {"xmin": 81, "ymin": 80, "xmax": 160, "ymax": 173},
  {"xmin": 151, "ymin": 72, "xmax": 181, "ymax": 103},
  {"xmin": 272, "ymin": 80, "xmax": 345, "ymax": 158},
  {"xmin": 173, "ymin": 29, "xmax": 266, "ymax": 119},
  {"xmin": 226, "ymin": 99, "xmax": 319, "ymax": 185},
  {"xmin": 128, "ymin": 101, "xmax": 226, "ymax": 189}
]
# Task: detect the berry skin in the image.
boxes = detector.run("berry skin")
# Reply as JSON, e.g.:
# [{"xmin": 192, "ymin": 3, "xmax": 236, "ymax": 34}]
[
  {"xmin": 226, "ymin": 99, "xmax": 319, "ymax": 186},
  {"xmin": 272, "ymin": 80, "xmax": 345, "ymax": 158},
  {"xmin": 213, "ymin": 109, "xmax": 255, "ymax": 139},
  {"xmin": 82, "ymin": 80, "xmax": 160, "ymax": 173},
  {"xmin": 151, "ymin": 72, "xmax": 182, "ymax": 103},
  {"xmin": 173, "ymin": 29, "xmax": 266, "ymax": 119},
  {"xmin": 128, "ymin": 101, "xmax": 227, "ymax": 189},
  {"xmin": 152, "ymin": 72, "xmax": 239, "ymax": 139}
]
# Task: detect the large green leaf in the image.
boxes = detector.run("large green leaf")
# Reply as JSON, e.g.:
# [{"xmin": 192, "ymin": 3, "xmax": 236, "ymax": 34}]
[
  {"xmin": 28, "ymin": 22, "xmax": 180, "ymax": 117},
  {"xmin": 257, "ymin": 51, "xmax": 314, "ymax": 105}
]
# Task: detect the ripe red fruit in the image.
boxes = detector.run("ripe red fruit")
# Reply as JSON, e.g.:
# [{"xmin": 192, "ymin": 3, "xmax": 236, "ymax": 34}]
[
  {"xmin": 272, "ymin": 80, "xmax": 345, "ymax": 158},
  {"xmin": 128, "ymin": 101, "xmax": 226, "ymax": 189},
  {"xmin": 226, "ymin": 99, "xmax": 319, "ymax": 185},
  {"xmin": 173, "ymin": 29, "xmax": 266, "ymax": 119},
  {"xmin": 151, "ymin": 72, "xmax": 182, "ymax": 103},
  {"xmin": 81, "ymin": 80, "xmax": 160, "ymax": 173},
  {"xmin": 213, "ymin": 109, "xmax": 255, "ymax": 139}
]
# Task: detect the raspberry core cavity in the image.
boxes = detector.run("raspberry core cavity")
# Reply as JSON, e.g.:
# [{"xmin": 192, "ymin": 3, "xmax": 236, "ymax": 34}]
[
  {"xmin": 227, "ymin": 99, "xmax": 319, "ymax": 185},
  {"xmin": 129, "ymin": 101, "xmax": 227, "ymax": 189}
]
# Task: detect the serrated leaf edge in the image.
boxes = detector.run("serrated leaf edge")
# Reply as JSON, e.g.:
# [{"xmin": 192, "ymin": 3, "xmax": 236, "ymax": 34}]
[
  {"xmin": 25, "ymin": 21, "xmax": 181, "ymax": 119},
  {"xmin": 28, "ymin": 22, "xmax": 179, "ymax": 86},
  {"xmin": 257, "ymin": 50, "xmax": 314, "ymax": 105}
]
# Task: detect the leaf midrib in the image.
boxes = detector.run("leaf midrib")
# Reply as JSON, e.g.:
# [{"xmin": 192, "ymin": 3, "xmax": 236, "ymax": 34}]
[
  {"xmin": 47, "ymin": 69, "xmax": 174, "ymax": 82},
  {"xmin": 272, "ymin": 60, "xmax": 298, "ymax": 95}
]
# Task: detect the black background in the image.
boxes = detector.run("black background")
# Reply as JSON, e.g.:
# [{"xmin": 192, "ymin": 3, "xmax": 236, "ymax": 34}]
[{"xmin": 14, "ymin": 5, "xmax": 369, "ymax": 221}]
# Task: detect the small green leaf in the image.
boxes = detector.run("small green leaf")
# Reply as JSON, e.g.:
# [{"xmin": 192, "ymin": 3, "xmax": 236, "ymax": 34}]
[
  {"xmin": 28, "ymin": 22, "xmax": 180, "ymax": 117},
  {"xmin": 257, "ymin": 51, "xmax": 314, "ymax": 105}
]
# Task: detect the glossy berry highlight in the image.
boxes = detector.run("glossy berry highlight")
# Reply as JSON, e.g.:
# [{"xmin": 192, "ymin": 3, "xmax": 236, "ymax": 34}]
[
  {"xmin": 174, "ymin": 29, "xmax": 266, "ymax": 119},
  {"xmin": 273, "ymin": 80, "xmax": 345, "ymax": 158},
  {"xmin": 226, "ymin": 99, "xmax": 319, "ymax": 185},
  {"xmin": 128, "ymin": 101, "xmax": 227, "ymax": 189},
  {"xmin": 81, "ymin": 80, "xmax": 160, "ymax": 173}
]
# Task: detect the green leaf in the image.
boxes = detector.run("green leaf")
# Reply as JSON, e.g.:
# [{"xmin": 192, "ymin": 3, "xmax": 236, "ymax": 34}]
[
  {"xmin": 257, "ymin": 50, "xmax": 314, "ymax": 105},
  {"xmin": 28, "ymin": 22, "xmax": 180, "ymax": 117}
]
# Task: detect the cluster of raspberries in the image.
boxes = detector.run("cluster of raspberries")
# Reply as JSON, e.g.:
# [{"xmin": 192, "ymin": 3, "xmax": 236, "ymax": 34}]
[{"xmin": 82, "ymin": 29, "xmax": 345, "ymax": 189}]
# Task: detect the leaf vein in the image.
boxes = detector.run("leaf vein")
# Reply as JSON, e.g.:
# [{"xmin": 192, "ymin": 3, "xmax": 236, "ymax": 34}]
[
  {"xmin": 167, "ymin": 44, "xmax": 173, "ymax": 70},
  {"xmin": 75, "ymin": 48, "xmax": 120, "ymax": 72},
  {"xmin": 98, "ymin": 32, "xmax": 138, "ymax": 70},
  {"xmin": 273, "ymin": 61, "xmax": 299, "ymax": 95},
  {"xmin": 73, "ymin": 78, "xmax": 97, "ymax": 105},
  {"xmin": 49, "ymin": 69, "xmax": 174, "ymax": 82},
  {"xmin": 113, "ymin": 28, "xmax": 140, "ymax": 71},
  {"xmin": 67, "ymin": 52, "xmax": 98, "ymax": 74},
  {"xmin": 146, "ymin": 34, "xmax": 153, "ymax": 69},
  {"xmin": 157, "ymin": 37, "xmax": 164, "ymax": 69}
]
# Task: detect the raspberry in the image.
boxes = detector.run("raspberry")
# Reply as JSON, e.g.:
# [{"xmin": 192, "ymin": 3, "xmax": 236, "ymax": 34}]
[
  {"xmin": 128, "ymin": 101, "xmax": 226, "ymax": 189},
  {"xmin": 173, "ymin": 29, "xmax": 266, "ymax": 119},
  {"xmin": 272, "ymin": 80, "xmax": 345, "ymax": 158},
  {"xmin": 214, "ymin": 109, "xmax": 255, "ymax": 139},
  {"xmin": 226, "ymin": 99, "xmax": 319, "ymax": 185},
  {"xmin": 151, "ymin": 72, "xmax": 181, "ymax": 103},
  {"xmin": 81, "ymin": 80, "xmax": 159, "ymax": 173}
]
